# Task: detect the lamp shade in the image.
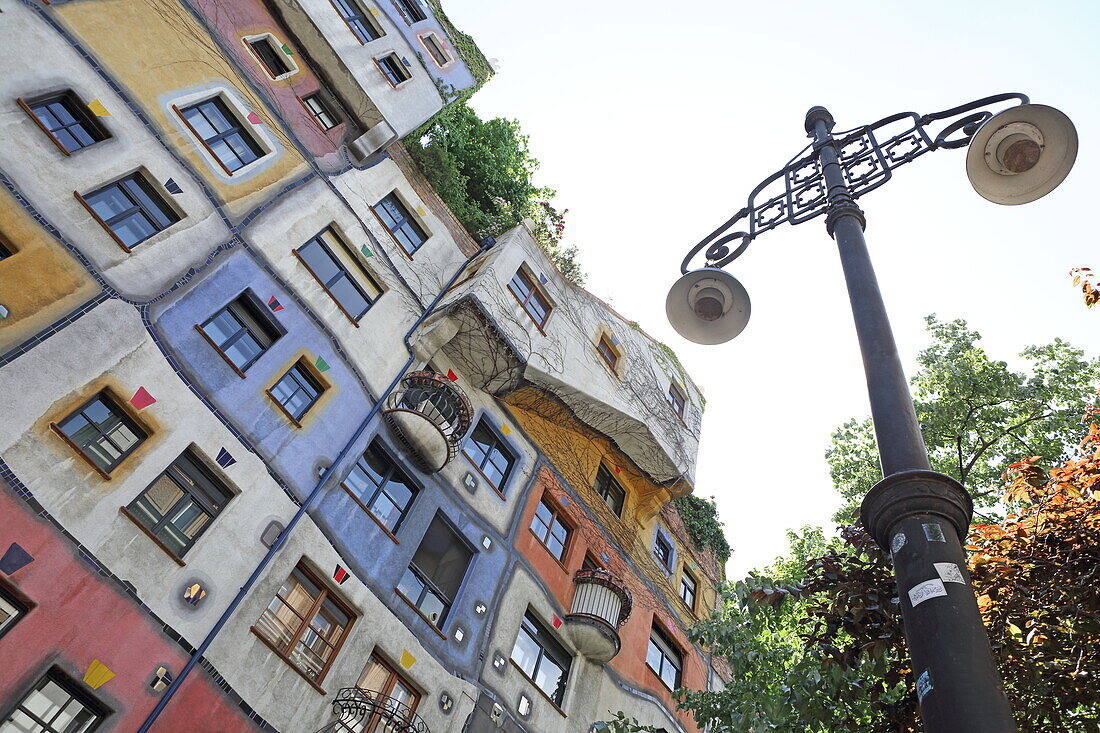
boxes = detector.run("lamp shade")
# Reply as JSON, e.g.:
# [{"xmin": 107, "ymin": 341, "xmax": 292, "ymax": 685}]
[
  {"xmin": 966, "ymin": 104, "xmax": 1077, "ymax": 205},
  {"xmin": 666, "ymin": 268, "xmax": 750, "ymax": 345}
]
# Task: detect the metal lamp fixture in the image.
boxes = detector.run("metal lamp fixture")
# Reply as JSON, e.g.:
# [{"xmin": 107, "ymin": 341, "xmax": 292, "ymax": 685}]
[
  {"xmin": 666, "ymin": 94, "xmax": 1076, "ymax": 733},
  {"xmin": 665, "ymin": 268, "xmax": 750, "ymax": 345}
]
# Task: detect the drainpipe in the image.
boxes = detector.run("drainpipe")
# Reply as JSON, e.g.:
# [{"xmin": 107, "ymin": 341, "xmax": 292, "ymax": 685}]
[{"xmin": 138, "ymin": 236, "xmax": 495, "ymax": 732}]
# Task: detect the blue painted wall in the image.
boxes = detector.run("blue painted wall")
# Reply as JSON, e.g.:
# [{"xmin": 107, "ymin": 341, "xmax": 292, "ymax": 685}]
[{"xmin": 378, "ymin": 0, "xmax": 480, "ymax": 94}]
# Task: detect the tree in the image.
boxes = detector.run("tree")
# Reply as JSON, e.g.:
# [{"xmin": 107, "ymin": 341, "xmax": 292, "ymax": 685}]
[
  {"xmin": 828, "ymin": 316, "xmax": 1100, "ymax": 521},
  {"xmin": 404, "ymin": 103, "xmax": 585, "ymax": 283}
]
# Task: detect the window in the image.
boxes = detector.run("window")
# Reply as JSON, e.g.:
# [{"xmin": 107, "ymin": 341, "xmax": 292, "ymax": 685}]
[
  {"xmin": 177, "ymin": 97, "xmax": 265, "ymax": 174},
  {"xmin": 397, "ymin": 515, "xmax": 473, "ymax": 628},
  {"xmin": 510, "ymin": 612, "xmax": 571, "ymax": 706},
  {"xmin": 200, "ymin": 292, "xmax": 283, "ymax": 374},
  {"xmin": 0, "ymin": 237, "xmax": 12, "ymax": 262},
  {"xmin": 529, "ymin": 497, "xmax": 569, "ymax": 562},
  {"xmin": 246, "ymin": 36, "xmax": 295, "ymax": 79},
  {"xmin": 269, "ymin": 360, "xmax": 325, "ymax": 423},
  {"xmin": 420, "ymin": 33, "xmax": 449, "ymax": 66},
  {"xmin": 667, "ymin": 383, "xmax": 686, "ymax": 421},
  {"xmin": 22, "ymin": 91, "xmax": 108, "ymax": 154},
  {"xmin": 253, "ymin": 564, "xmax": 353, "ymax": 683},
  {"xmin": 593, "ymin": 464, "xmax": 625, "ymax": 517},
  {"xmin": 330, "ymin": 0, "xmax": 383, "ymax": 43},
  {"xmin": 54, "ymin": 392, "xmax": 146, "ymax": 475},
  {"xmin": 596, "ymin": 334, "xmax": 619, "ymax": 371},
  {"xmin": 302, "ymin": 94, "xmax": 339, "ymax": 131},
  {"xmin": 646, "ymin": 625, "xmax": 683, "ymax": 690},
  {"xmin": 374, "ymin": 193, "xmax": 427, "ymax": 255},
  {"xmin": 295, "ymin": 227, "xmax": 382, "ymax": 322},
  {"xmin": 0, "ymin": 587, "xmax": 26, "ymax": 641},
  {"xmin": 349, "ymin": 655, "xmax": 419, "ymax": 731},
  {"xmin": 342, "ymin": 441, "xmax": 417, "ymax": 534},
  {"xmin": 375, "ymin": 53, "xmax": 411, "ymax": 86},
  {"xmin": 393, "ymin": 0, "xmax": 426, "ymax": 22},
  {"xmin": 124, "ymin": 450, "xmax": 233, "ymax": 559},
  {"xmin": 462, "ymin": 419, "xmax": 515, "ymax": 493},
  {"xmin": 1, "ymin": 670, "xmax": 107, "ymax": 732},
  {"xmin": 679, "ymin": 569, "xmax": 697, "ymax": 611},
  {"xmin": 653, "ymin": 530, "xmax": 673, "ymax": 570},
  {"xmin": 508, "ymin": 268, "xmax": 552, "ymax": 329},
  {"xmin": 79, "ymin": 174, "xmax": 179, "ymax": 251}
]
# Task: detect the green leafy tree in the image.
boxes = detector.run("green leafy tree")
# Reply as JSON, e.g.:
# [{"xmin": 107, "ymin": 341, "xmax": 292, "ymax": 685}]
[
  {"xmin": 404, "ymin": 103, "xmax": 585, "ymax": 283},
  {"xmin": 829, "ymin": 316, "xmax": 1100, "ymax": 521}
]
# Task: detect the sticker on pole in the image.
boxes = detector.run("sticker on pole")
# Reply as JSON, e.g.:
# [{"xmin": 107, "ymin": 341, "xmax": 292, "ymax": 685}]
[
  {"xmin": 908, "ymin": 578, "xmax": 947, "ymax": 607},
  {"xmin": 891, "ymin": 532, "xmax": 906, "ymax": 555},
  {"xmin": 922, "ymin": 523, "xmax": 946, "ymax": 542},
  {"xmin": 917, "ymin": 670, "xmax": 933, "ymax": 702},
  {"xmin": 934, "ymin": 562, "xmax": 966, "ymax": 585}
]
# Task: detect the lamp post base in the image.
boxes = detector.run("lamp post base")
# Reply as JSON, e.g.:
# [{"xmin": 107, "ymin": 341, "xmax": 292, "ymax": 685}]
[{"xmin": 862, "ymin": 470, "xmax": 1016, "ymax": 732}]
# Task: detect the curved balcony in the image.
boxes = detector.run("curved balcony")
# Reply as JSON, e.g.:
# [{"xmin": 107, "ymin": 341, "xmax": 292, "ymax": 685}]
[
  {"xmin": 383, "ymin": 370, "xmax": 473, "ymax": 473},
  {"xmin": 563, "ymin": 568, "xmax": 633, "ymax": 664},
  {"xmin": 315, "ymin": 687, "xmax": 429, "ymax": 732}
]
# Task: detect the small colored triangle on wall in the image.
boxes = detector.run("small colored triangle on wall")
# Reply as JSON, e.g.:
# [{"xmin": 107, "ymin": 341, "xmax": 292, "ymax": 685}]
[
  {"xmin": 369, "ymin": 5, "xmax": 380, "ymax": 14},
  {"xmin": 83, "ymin": 660, "xmax": 115, "ymax": 690},
  {"xmin": 246, "ymin": 111, "xmax": 262, "ymax": 125},
  {"xmin": 445, "ymin": 369, "xmax": 458, "ymax": 381},
  {"xmin": 315, "ymin": 355, "xmax": 330, "ymax": 373},
  {"xmin": 215, "ymin": 448, "xmax": 236, "ymax": 468},
  {"xmin": 87, "ymin": 99, "xmax": 110, "ymax": 117},
  {"xmin": 416, "ymin": 205, "xmax": 427, "ymax": 217},
  {"xmin": 538, "ymin": 273, "xmax": 548, "ymax": 284},
  {"xmin": 400, "ymin": 649, "xmax": 416, "ymax": 669},
  {"xmin": 281, "ymin": 43, "xmax": 294, "ymax": 55},
  {"xmin": 164, "ymin": 178, "xmax": 183, "ymax": 195},
  {"xmin": 551, "ymin": 614, "xmax": 562, "ymax": 629},
  {"xmin": 613, "ymin": 465, "xmax": 621, "ymax": 474},
  {"xmin": 360, "ymin": 244, "xmax": 373, "ymax": 258},
  {"xmin": 130, "ymin": 387, "xmax": 156, "ymax": 410},
  {"xmin": 333, "ymin": 565, "xmax": 350, "ymax": 584},
  {"xmin": 501, "ymin": 423, "xmax": 511, "ymax": 436},
  {"xmin": 267, "ymin": 296, "xmax": 284, "ymax": 313},
  {"xmin": 0, "ymin": 543, "xmax": 34, "ymax": 575}
]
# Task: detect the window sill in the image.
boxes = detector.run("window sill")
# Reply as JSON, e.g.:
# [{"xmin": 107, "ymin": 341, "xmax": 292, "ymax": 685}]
[
  {"xmin": 460, "ymin": 451, "xmax": 507, "ymax": 501},
  {"xmin": 193, "ymin": 324, "xmax": 247, "ymax": 379},
  {"xmin": 49, "ymin": 423, "xmax": 113, "ymax": 481},
  {"xmin": 508, "ymin": 659, "xmax": 568, "ymax": 718},
  {"xmin": 119, "ymin": 506, "xmax": 186, "ymax": 567},
  {"xmin": 249, "ymin": 627, "xmax": 328, "ymax": 694},
  {"xmin": 393, "ymin": 588, "xmax": 448, "ymax": 640},
  {"xmin": 340, "ymin": 484, "xmax": 401, "ymax": 544}
]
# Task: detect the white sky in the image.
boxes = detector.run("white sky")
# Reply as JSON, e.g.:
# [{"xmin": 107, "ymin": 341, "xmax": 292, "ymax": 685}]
[{"xmin": 445, "ymin": 0, "xmax": 1100, "ymax": 576}]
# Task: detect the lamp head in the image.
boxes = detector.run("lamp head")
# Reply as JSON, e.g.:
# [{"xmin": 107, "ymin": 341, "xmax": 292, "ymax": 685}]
[
  {"xmin": 966, "ymin": 104, "xmax": 1077, "ymax": 205},
  {"xmin": 666, "ymin": 268, "xmax": 750, "ymax": 345}
]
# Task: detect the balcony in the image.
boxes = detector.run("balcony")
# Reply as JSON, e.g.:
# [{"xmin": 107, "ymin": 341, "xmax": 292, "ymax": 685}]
[
  {"xmin": 563, "ymin": 568, "xmax": 633, "ymax": 663},
  {"xmin": 315, "ymin": 687, "xmax": 429, "ymax": 732},
  {"xmin": 383, "ymin": 370, "xmax": 473, "ymax": 473}
]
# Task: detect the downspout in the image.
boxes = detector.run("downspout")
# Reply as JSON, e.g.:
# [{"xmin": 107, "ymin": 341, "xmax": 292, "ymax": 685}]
[{"xmin": 138, "ymin": 236, "xmax": 495, "ymax": 732}]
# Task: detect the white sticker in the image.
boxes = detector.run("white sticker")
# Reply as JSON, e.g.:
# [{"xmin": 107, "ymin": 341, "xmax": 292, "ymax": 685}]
[
  {"xmin": 934, "ymin": 562, "xmax": 966, "ymax": 584},
  {"xmin": 917, "ymin": 670, "xmax": 933, "ymax": 701},
  {"xmin": 922, "ymin": 523, "xmax": 946, "ymax": 542},
  {"xmin": 891, "ymin": 532, "xmax": 907, "ymax": 555},
  {"xmin": 908, "ymin": 578, "xmax": 947, "ymax": 607}
]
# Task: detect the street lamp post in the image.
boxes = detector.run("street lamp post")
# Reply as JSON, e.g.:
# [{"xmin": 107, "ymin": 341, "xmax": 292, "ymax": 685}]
[{"xmin": 665, "ymin": 95, "xmax": 1077, "ymax": 732}]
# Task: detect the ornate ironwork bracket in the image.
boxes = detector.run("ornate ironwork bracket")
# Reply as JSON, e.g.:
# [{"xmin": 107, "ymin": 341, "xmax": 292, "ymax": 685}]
[{"xmin": 680, "ymin": 93, "xmax": 1030, "ymax": 273}]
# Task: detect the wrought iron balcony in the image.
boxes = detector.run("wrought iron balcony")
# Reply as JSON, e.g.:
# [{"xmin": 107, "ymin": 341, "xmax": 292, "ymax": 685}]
[
  {"xmin": 314, "ymin": 687, "xmax": 429, "ymax": 732},
  {"xmin": 563, "ymin": 568, "xmax": 633, "ymax": 663},
  {"xmin": 383, "ymin": 370, "xmax": 473, "ymax": 473}
]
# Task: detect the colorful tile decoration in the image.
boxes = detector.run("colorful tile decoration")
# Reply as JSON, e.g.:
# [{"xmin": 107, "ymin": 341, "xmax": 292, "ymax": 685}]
[
  {"xmin": 315, "ymin": 355, "xmax": 330, "ymax": 373},
  {"xmin": 281, "ymin": 43, "xmax": 293, "ymax": 55},
  {"xmin": 360, "ymin": 244, "xmax": 373, "ymax": 258},
  {"xmin": 501, "ymin": 423, "xmax": 511, "ymax": 436},
  {"xmin": 246, "ymin": 111, "xmax": 262, "ymax": 125},
  {"xmin": 0, "ymin": 543, "xmax": 33, "ymax": 575},
  {"xmin": 215, "ymin": 448, "xmax": 236, "ymax": 468},
  {"xmin": 333, "ymin": 565, "xmax": 350, "ymax": 584},
  {"xmin": 150, "ymin": 666, "xmax": 174, "ymax": 692},
  {"xmin": 164, "ymin": 178, "xmax": 183, "ymax": 195},
  {"xmin": 183, "ymin": 583, "xmax": 207, "ymax": 606},
  {"xmin": 446, "ymin": 369, "xmax": 458, "ymax": 381},
  {"xmin": 400, "ymin": 650, "xmax": 416, "ymax": 669},
  {"xmin": 551, "ymin": 614, "xmax": 562, "ymax": 629},
  {"xmin": 87, "ymin": 99, "xmax": 110, "ymax": 117},
  {"xmin": 267, "ymin": 296, "xmax": 284, "ymax": 313},
  {"xmin": 83, "ymin": 660, "xmax": 115, "ymax": 690},
  {"xmin": 129, "ymin": 387, "xmax": 156, "ymax": 410}
]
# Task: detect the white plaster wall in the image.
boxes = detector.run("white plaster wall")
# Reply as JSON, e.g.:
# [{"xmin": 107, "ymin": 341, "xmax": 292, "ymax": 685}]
[
  {"xmin": 0, "ymin": 0, "xmax": 230, "ymax": 302},
  {"xmin": 294, "ymin": 0, "xmax": 443, "ymax": 136}
]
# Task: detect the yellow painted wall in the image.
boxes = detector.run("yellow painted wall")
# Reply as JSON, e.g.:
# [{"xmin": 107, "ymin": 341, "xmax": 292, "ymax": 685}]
[
  {"xmin": 503, "ymin": 386, "xmax": 719, "ymax": 625},
  {"xmin": 0, "ymin": 188, "xmax": 99, "ymax": 354},
  {"xmin": 56, "ymin": 0, "xmax": 309, "ymax": 218}
]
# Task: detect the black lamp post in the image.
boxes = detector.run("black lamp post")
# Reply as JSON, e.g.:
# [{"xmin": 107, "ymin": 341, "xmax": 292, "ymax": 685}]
[{"xmin": 665, "ymin": 95, "xmax": 1077, "ymax": 732}]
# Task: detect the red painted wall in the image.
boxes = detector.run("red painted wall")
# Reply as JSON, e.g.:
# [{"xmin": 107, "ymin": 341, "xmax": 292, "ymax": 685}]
[
  {"xmin": 518, "ymin": 467, "xmax": 705, "ymax": 733},
  {"xmin": 0, "ymin": 488, "xmax": 259, "ymax": 732}
]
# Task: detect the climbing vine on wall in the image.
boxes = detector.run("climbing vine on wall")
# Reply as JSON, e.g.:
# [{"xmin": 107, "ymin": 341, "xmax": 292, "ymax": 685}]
[{"xmin": 674, "ymin": 495, "xmax": 731, "ymax": 563}]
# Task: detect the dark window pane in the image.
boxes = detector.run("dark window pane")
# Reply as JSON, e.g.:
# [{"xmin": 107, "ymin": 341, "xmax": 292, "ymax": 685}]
[
  {"xmin": 345, "ymin": 443, "xmax": 417, "ymax": 533},
  {"xmin": 375, "ymin": 193, "xmax": 426, "ymax": 254},
  {"xmin": 397, "ymin": 0, "xmax": 426, "ymax": 22},
  {"xmin": 272, "ymin": 363, "xmax": 323, "ymax": 420},
  {"xmin": 297, "ymin": 229, "xmax": 379, "ymax": 320},
  {"xmin": 250, "ymin": 37, "xmax": 292, "ymax": 77},
  {"xmin": 510, "ymin": 613, "xmax": 571, "ymax": 705},
  {"xmin": 84, "ymin": 175, "xmax": 177, "ymax": 248},
  {"xmin": 58, "ymin": 394, "xmax": 146, "ymax": 472},
  {"xmin": 126, "ymin": 451, "xmax": 231, "ymax": 556},
  {"xmin": 180, "ymin": 97, "xmax": 265, "ymax": 173},
  {"xmin": 29, "ymin": 92, "xmax": 107, "ymax": 153},
  {"xmin": 303, "ymin": 94, "xmax": 338, "ymax": 130}
]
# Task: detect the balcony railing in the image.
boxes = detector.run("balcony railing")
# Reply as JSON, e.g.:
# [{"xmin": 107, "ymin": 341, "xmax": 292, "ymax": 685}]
[
  {"xmin": 383, "ymin": 370, "xmax": 473, "ymax": 472},
  {"xmin": 314, "ymin": 687, "xmax": 429, "ymax": 733},
  {"xmin": 563, "ymin": 568, "xmax": 633, "ymax": 663}
]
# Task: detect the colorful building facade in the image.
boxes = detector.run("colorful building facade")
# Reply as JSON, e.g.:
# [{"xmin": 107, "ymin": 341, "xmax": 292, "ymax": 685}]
[{"xmin": 0, "ymin": 1, "xmax": 726, "ymax": 731}]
